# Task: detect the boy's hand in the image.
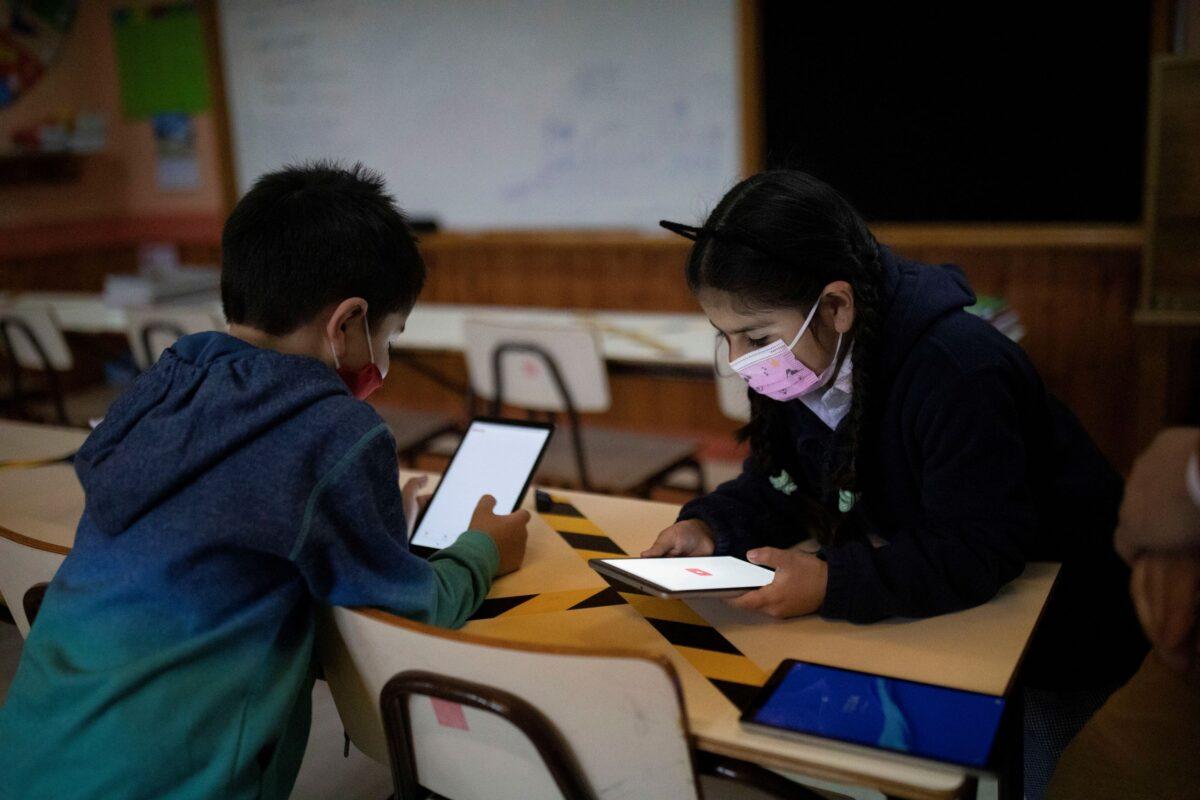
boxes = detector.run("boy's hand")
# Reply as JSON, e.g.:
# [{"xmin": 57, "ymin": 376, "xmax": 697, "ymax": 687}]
[
  {"xmin": 725, "ymin": 547, "xmax": 828, "ymax": 619},
  {"xmin": 641, "ymin": 519, "xmax": 716, "ymax": 557},
  {"xmin": 402, "ymin": 475, "xmax": 431, "ymax": 536},
  {"xmin": 469, "ymin": 495, "xmax": 530, "ymax": 576}
]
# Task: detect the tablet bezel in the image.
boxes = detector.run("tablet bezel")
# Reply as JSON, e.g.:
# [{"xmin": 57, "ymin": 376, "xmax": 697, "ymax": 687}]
[
  {"xmin": 739, "ymin": 658, "xmax": 1011, "ymax": 774},
  {"xmin": 409, "ymin": 416, "xmax": 554, "ymax": 558},
  {"xmin": 589, "ymin": 557, "xmax": 774, "ymax": 599}
]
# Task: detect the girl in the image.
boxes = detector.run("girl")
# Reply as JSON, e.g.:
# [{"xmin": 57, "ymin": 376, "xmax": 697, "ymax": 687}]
[{"xmin": 644, "ymin": 171, "xmax": 1146, "ymax": 798}]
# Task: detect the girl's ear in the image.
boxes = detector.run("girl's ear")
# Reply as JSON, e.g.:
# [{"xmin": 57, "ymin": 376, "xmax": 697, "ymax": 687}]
[{"xmin": 821, "ymin": 281, "xmax": 856, "ymax": 335}]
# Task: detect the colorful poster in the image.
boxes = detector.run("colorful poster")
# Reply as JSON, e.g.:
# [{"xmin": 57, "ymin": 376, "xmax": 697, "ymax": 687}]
[
  {"xmin": 1, "ymin": 1, "xmax": 78, "ymax": 108},
  {"xmin": 111, "ymin": 3, "xmax": 210, "ymax": 118}
]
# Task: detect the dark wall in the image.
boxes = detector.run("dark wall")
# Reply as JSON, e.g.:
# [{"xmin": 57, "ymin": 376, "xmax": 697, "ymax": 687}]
[{"xmin": 762, "ymin": 2, "xmax": 1152, "ymax": 222}]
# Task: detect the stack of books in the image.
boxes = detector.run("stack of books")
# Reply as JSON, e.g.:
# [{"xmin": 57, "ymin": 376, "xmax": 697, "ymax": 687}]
[{"xmin": 968, "ymin": 296, "xmax": 1025, "ymax": 342}]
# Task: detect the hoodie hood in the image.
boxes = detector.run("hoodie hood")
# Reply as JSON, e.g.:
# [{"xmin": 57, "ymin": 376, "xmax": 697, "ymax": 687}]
[
  {"xmin": 875, "ymin": 247, "xmax": 976, "ymax": 377},
  {"xmin": 75, "ymin": 332, "xmax": 351, "ymax": 535}
]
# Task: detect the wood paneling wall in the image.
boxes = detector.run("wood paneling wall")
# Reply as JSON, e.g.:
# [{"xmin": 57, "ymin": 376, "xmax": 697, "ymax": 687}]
[
  {"xmin": 395, "ymin": 225, "xmax": 1145, "ymax": 468},
  {"xmin": 1, "ymin": 223, "xmax": 1144, "ymax": 468}
]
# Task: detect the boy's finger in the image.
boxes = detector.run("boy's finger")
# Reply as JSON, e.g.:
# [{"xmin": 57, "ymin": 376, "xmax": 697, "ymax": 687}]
[
  {"xmin": 475, "ymin": 494, "xmax": 498, "ymax": 513},
  {"xmin": 505, "ymin": 508, "xmax": 532, "ymax": 525}
]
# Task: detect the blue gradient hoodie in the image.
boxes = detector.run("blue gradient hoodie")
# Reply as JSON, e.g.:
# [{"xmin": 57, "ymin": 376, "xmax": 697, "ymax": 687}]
[{"xmin": 0, "ymin": 332, "xmax": 498, "ymax": 800}]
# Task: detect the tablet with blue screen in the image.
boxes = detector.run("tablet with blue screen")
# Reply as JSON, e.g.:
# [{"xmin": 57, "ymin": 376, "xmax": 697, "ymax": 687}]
[{"xmin": 740, "ymin": 659, "xmax": 1008, "ymax": 772}]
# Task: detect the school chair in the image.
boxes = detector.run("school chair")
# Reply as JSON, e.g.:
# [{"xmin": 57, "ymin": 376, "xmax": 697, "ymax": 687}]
[
  {"xmin": 367, "ymin": 403, "xmax": 463, "ymax": 467},
  {"xmin": 125, "ymin": 306, "xmax": 225, "ymax": 371},
  {"xmin": 0, "ymin": 528, "xmax": 65, "ymax": 637},
  {"xmin": 462, "ymin": 318, "xmax": 703, "ymax": 497},
  {"xmin": 0, "ymin": 305, "xmax": 121, "ymax": 427},
  {"xmin": 317, "ymin": 606, "xmax": 821, "ymax": 800}
]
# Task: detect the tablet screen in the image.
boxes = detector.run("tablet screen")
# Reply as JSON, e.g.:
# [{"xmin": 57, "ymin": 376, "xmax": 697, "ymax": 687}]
[
  {"xmin": 411, "ymin": 420, "xmax": 551, "ymax": 551},
  {"xmin": 598, "ymin": 556, "xmax": 774, "ymax": 592},
  {"xmin": 746, "ymin": 661, "xmax": 1006, "ymax": 768}
]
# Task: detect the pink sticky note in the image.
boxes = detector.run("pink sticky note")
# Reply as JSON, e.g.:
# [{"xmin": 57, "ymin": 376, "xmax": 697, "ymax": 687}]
[{"xmin": 431, "ymin": 698, "xmax": 469, "ymax": 730}]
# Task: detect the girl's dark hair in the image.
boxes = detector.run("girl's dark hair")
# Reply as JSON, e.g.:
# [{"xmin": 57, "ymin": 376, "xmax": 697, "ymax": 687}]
[{"xmin": 682, "ymin": 171, "xmax": 884, "ymax": 540}]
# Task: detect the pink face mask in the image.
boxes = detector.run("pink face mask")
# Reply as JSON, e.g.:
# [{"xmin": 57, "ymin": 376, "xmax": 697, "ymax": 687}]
[
  {"xmin": 729, "ymin": 300, "xmax": 841, "ymax": 402},
  {"xmin": 330, "ymin": 314, "xmax": 386, "ymax": 401}
]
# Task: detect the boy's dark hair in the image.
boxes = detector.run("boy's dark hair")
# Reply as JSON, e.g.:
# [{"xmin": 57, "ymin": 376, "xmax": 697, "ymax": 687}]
[{"xmin": 221, "ymin": 161, "xmax": 425, "ymax": 336}]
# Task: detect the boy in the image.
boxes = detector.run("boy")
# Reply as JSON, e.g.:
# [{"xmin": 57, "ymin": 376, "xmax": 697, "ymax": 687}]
[{"xmin": 0, "ymin": 162, "xmax": 529, "ymax": 799}]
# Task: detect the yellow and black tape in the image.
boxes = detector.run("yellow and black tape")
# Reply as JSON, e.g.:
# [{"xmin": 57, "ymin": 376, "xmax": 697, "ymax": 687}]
[
  {"xmin": 532, "ymin": 489, "xmax": 769, "ymax": 711},
  {"xmin": 468, "ymin": 586, "xmax": 624, "ymax": 621}
]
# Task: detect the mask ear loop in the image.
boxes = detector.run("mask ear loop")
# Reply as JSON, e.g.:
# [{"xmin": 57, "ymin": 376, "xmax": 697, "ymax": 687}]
[
  {"xmin": 328, "ymin": 307, "xmax": 372, "ymax": 370},
  {"xmin": 363, "ymin": 315, "xmax": 375, "ymax": 364},
  {"xmin": 787, "ymin": 298, "xmax": 824, "ymax": 350}
]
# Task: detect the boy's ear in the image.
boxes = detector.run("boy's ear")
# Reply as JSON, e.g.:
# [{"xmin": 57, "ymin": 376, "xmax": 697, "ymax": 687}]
[{"xmin": 324, "ymin": 298, "xmax": 369, "ymax": 362}]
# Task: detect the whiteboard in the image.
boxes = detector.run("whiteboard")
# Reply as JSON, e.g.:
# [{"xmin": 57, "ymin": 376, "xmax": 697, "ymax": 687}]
[{"xmin": 217, "ymin": 0, "xmax": 741, "ymax": 229}]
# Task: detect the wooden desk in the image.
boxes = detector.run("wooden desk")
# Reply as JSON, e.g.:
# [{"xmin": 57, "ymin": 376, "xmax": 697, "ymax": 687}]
[
  {"xmin": 0, "ymin": 421, "xmax": 1055, "ymax": 799},
  {"xmin": 0, "ymin": 421, "xmax": 87, "ymax": 554},
  {"xmin": 2, "ymin": 292, "xmax": 715, "ymax": 370},
  {"xmin": 4, "ymin": 292, "xmax": 223, "ymax": 337}
]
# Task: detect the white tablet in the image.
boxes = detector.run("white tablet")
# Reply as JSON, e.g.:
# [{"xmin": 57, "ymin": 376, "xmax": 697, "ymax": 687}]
[
  {"xmin": 589, "ymin": 556, "xmax": 774, "ymax": 598},
  {"xmin": 410, "ymin": 418, "xmax": 553, "ymax": 556}
]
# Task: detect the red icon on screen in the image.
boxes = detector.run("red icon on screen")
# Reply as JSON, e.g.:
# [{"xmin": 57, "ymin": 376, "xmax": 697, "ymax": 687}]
[{"xmin": 685, "ymin": 568, "xmax": 712, "ymax": 576}]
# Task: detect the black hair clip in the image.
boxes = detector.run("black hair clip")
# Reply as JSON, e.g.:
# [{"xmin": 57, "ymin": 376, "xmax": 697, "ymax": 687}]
[{"xmin": 659, "ymin": 219, "xmax": 706, "ymax": 241}]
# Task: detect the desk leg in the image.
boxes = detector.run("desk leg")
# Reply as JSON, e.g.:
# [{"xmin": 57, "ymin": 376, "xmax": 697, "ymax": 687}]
[{"xmin": 997, "ymin": 688, "xmax": 1024, "ymax": 800}]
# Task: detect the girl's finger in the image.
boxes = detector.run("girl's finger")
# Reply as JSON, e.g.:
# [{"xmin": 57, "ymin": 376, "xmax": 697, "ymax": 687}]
[{"xmin": 727, "ymin": 589, "xmax": 768, "ymax": 611}]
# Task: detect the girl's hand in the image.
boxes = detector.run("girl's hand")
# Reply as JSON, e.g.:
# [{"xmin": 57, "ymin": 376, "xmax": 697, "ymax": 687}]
[
  {"xmin": 402, "ymin": 475, "xmax": 431, "ymax": 537},
  {"xmin": 726, "ymin": 547, "xmax": 828, "ymax": 618},
  {"xmin": 641, "ymin": 519, "xmax": 716, "ymax": 557}
]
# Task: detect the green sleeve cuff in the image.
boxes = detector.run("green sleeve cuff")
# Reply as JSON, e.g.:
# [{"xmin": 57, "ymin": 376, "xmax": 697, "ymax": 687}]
[{"xmin": 434, "ymin": 529, "xmax": 500, "ymax": 579}]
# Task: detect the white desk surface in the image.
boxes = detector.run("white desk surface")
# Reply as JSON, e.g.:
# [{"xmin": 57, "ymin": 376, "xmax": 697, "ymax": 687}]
[
  {"xmin": 3, "ymin": 291, "xmax": 717, "ymax": 369},
  {"xmin": 4, "ymin": 291, "xmax": 223, "ymax": 337}
]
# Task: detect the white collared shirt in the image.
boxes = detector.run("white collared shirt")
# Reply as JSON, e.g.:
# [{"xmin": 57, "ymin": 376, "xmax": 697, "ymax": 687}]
[{"xmin": 799, "ymin": 353, "xmax": 854, "ymax": 430}]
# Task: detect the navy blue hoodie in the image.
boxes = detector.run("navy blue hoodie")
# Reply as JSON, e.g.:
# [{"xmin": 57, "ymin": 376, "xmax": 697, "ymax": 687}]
[
  {"xmin": 0, "ymin": 332, "xmax": 498, "ymax": 800},
  {"xmin": 679, "ymin": 250, "xmax": 1146, "ymax": 689}
]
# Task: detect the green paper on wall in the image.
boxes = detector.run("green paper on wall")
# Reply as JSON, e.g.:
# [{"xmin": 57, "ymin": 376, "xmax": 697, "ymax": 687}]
[{"xmin": 111, "ymin": 4, "xmax": 211, "ymax": 118}]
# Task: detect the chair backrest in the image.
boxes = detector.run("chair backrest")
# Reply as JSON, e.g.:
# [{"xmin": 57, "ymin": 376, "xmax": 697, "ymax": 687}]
[
  {"xmin": 463, "ymin": 319, "xmax": 611, "ymax": 414},
  {"xmin": 0, "ymin": 533, "xmax": 66, "ymax": 637},
  {"xmin": 0, "ymin": 306, "xmax": 73, "ymax": 372},
  {"xmin": 714, "ymin": 338, "xmax": 751, "ymax": 422},
  {"xmin": 125, "ymin": 307, "xmax": 224, "ymax": 370},
  {"xmin": 318, "ymin": 606, "xmax": 701, "ymax": 800}
]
